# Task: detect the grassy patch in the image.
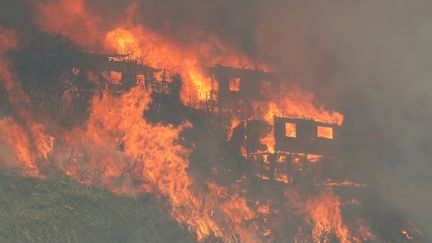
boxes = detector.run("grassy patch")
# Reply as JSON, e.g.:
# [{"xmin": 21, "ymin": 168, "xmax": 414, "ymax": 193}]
[{"xmin": 0, "ymin": 170, "xmax": 193, "ymax": 243}]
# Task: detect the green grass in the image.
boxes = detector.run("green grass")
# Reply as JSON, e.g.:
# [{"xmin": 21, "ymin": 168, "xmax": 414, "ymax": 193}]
[{"xmin": 0, "ymin": 170, "xmax": 193, "ymax": 243}]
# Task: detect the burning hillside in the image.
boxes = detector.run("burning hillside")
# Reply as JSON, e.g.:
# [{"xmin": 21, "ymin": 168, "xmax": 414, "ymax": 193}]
[{"xmin": 0, "ymin": 1, "xmax": 429, "ymax": 242}]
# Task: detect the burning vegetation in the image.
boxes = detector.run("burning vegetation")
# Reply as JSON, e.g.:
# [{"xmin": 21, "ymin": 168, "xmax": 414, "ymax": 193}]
[{"xmin": 0, "ymin": 1, "xmax": 427, "ymax": 242}]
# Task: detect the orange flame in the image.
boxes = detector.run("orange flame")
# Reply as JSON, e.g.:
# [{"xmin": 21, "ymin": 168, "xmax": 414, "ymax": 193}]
[
  {"xmin": 34, "ymin": 0, "xmax": 103, "ymax": 50},
  {"xmin": 0, "ymin": 27, "xmax": 54, "ymax": 176},
  {"xmin": 253, "ymin": 84, "xmax": 343, "ymax": 126},
  {"xmin": 0, "ymin": 118, "xmax": 37, "ymax": 174},
  {"xmin": 56, "ymin": 87, "xmax": 225, "ymax": 239},
  {"xmin": 103, "ymin": 26, "xmax": 264, "ymax": 103},
  {"xmin": 305, "ymin": 191, "xmax": 350, "ymax": 242}
]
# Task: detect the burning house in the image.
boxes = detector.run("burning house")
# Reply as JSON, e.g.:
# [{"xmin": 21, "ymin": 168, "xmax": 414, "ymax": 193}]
[
  {"xmin": 208, "ymin": 65, "xmax": 340, "ymax": 184},
  {"xmin": 211, "ymin": 64, "xmax": 278, "ymax": 118},
  {"xmin": 70, "ymin": 59, "xmax": 342, "ymax": 186}
]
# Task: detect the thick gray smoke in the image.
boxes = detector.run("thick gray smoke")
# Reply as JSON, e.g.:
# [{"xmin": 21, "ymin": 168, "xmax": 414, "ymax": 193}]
[
  {"xmin": 2, "ymin": 0, "xmax": 431, "ymax": 237},
  {"xmin": 86, "ymin": 0, "xmax": 261, "ymax": 54},
  {"xmin": 254, "ymin": 0, "xmax": 432, "ymax": 235}
]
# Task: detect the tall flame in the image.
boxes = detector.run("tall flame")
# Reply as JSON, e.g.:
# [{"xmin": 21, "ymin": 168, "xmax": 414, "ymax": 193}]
[
  {"xmin": 0, "ymin": 27, "xmax": 54, "ymax": 176},
  {"xmin": 103, "ymin": 26, "xmax": 264, "ymax": 103},
  {"xmin": 305, "ymin": 190, "xmax": 350, "ymax": 242},
  {"xmin": 56, "ymin": 87, "xmax": 223, "ymax": 239}
]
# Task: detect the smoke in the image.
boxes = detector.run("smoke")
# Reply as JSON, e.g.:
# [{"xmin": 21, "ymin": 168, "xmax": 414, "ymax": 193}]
[
  {"xmin": 86, "ymin": 0, "xmax": 261, "ymax": 53},
  {"xmin": 1, "ymin": 0, "xmax": 431, "ymax": 238},
  {"xmin": 0, "ymin": 0, "xmax": 35, "ymax": 34},
  {"xmin": 254, "ymin": 0, "xmax": 432, "ymax": 236}
]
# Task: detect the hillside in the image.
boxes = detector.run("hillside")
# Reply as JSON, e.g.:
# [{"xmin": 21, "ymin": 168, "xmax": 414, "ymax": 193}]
[{"xmin": 0, "ymin": 170, "xmax": 193, "ymax": 243}]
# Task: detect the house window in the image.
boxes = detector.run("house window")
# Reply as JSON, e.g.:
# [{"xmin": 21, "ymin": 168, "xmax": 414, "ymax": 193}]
[
  {"xmin": 72, "ymin": 67, "xmax": 80, "ymax": 76},
  {"xmin": 229, "ymin": 77, "xmax": 240, "ymax": 92},
  {"xmin": 136, "ymin": 74, "xmax": 145, "ymax": 86},
  {"xmin": 110, "ymin": 71, "xmax": 122, "ymax": 84},
  {"xmin": 317, "ymin": 126, "xmax": 333, "ymax": 139},
  {"xmin": 285, "ymin": 123, "xmax": 296, "ymax": 138},
  {"xmin": 260, "ymin": 80, "xmax": 272, "ymax": 97}
]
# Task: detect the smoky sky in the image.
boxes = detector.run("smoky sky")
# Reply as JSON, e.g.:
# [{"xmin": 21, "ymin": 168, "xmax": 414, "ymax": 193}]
[
  {"xmin": 84, "ymin": 0, "xmax": 261, "ymax": 54},
  {"xmin": 254, "ymin": 0, "xmax": 432, "ymax": 235},
  {"xmin": 0, "ymin": 0, "xmax": 33, "ymax": 30},
  {"xmin": 2, "ymin": 0, "xmax": 432, "ymax": 236}
]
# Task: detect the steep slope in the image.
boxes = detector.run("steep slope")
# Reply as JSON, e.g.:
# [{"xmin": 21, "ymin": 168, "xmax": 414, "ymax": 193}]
[{"xmin": 0, "ymin": 170, "xmax": 193, "ymax": 243}]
